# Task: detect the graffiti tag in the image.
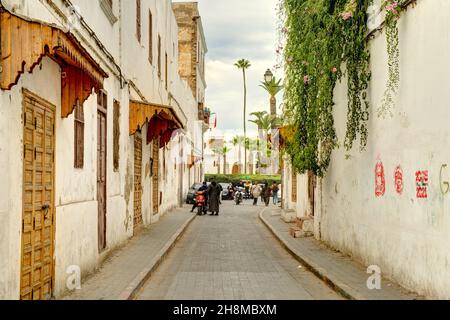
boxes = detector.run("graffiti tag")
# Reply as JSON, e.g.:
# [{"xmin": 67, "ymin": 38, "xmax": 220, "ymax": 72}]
[
  {"xmin": 416, "ymin": 171, "xmax": 429, "ymax": 199},
  {"xmin": 394, "ymin": 166, "xmax": 403, "ymax": 195},
  {"xmin": 375, "ymin": 160, "xmax": 386, "ymax": 198}
]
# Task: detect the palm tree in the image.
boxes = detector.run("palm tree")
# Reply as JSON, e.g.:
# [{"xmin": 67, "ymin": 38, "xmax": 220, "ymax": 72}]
[
  {"xmin": 260, "ymin": 77, "xmax": 283, "ymax": 116},
  {"xmin": 249, "ymin": 112, "xmax": 276, "ymax": 174},
  {"xmin": 213, "ymin": 146, "xmax": 231, "ymax": 175},
  {"xmin": 235, "ymin": 59, "xmax": 251, "ymax": 174},
  {"xmin": 231, "ymin": 136, "xmax": 244, "ymax": 173}
]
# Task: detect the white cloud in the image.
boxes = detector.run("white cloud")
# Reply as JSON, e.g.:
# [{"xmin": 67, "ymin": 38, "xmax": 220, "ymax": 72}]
[{"xmin": 174, "ymin": 0, "xmax": 284, "ymax": 133}]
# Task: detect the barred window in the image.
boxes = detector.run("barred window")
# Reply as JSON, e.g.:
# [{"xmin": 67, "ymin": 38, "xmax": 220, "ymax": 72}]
[
  {"xmin": 158, "ymin": 35, "xmax": 161, "ymax": 78},
  {"xmin": 74, "ymin": 100, "xmax": 84, "ymax": 169},
  {"xmin": 149, "ymin": 10, "xmax": 153, "ymax": 64},
  {"xmin": 165, "ymin": 52, "xmax": 168, "ymax": 90}
]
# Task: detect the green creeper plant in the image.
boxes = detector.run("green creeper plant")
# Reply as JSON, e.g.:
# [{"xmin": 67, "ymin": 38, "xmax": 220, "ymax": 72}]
[
  {"xmin": 280, "ymin": 0, "xmax": 372, "ymax": 176},
  {"xmin": 378, "ymin": 0, "xmax": 403, "ymax": 118}
]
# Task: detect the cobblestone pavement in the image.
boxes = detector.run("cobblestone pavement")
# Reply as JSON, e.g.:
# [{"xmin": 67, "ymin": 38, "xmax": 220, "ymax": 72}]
[
  {"xmin": 136, "ymin": 201, "xmax": 343, "ymax": 300},
  {"xmin": 63, "ymin": 207, "xmax": 195, "ymax": 300}
]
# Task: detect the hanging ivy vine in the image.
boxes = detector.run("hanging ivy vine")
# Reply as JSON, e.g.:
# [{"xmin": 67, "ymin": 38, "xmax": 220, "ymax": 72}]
[
  {"xmin": 378, "ymin": 0, "xmax": 402, "ymax": 118},
  {"xmin": 279, "ymin": 0, "xmax": 372, "ymax": 176}
]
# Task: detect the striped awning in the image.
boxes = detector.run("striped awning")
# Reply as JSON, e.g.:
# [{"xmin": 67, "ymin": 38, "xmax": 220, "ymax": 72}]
[{"xmin": 0, "ymin": 8, "xmax": 108, "ymax": 117}]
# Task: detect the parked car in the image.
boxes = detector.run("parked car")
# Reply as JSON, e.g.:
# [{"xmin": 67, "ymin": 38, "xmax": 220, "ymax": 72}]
[
  {"xmin": 186, "ymin": 183, "xmax": 203, "ymax": 204},
  {"xmin": 219, "ymin": 183, "xmax": 233, "ymax": 200}
]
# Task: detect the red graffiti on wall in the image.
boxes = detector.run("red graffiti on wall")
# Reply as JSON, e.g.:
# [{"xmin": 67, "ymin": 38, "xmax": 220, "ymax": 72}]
[
  {"xmin": 375, "ymin": 160, "xmax": 386, "ymax": 197},
  {"xmin": 416, "ymin": 171, "xmax": 429, "ymax": 199},
  {"xmin": 394, "ymin": 166, "xmax": 403, "ymax": 195}
]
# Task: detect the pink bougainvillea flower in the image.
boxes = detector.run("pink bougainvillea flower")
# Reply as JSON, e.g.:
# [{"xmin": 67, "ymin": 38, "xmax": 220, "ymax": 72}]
[
  {"xmin": 341, "ymin": 11, "xmax": 353, "ymax": 20},
  {"xmin": 303, "ymin": 75, "xmax": 310, "ymax": 84},
  {"xmin": 385, "ymin": 1, "xmax": 400, "ymax": 15}
]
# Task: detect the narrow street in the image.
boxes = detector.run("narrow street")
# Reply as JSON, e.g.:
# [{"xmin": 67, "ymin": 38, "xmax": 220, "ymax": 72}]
[{"xmin": 135, "ymin": 201, "xmax": 342, "ymax": 300}]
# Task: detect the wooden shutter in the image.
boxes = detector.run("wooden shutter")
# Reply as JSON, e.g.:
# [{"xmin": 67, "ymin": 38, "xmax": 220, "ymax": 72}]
[
  {"xmin": 97, "ymin": 90, "xmax": 108, "ymax": 110},
  {"xmin": 136, "ymin": 0, "xmax": 141, "ymax": 42},
  {"xmin": 149, "ymin": 10, "xmax": 153, "ymax": 64},
  {"xmin": 113, "ymin": 100, "xmax": 120, "ymax": 171},
  {"xmin": 74, "ymin": 100, "xmax": 84, "ymax": 169}
]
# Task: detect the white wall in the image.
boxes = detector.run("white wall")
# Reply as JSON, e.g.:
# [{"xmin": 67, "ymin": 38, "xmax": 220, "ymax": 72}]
[
  {"xmin": 315, "ymin": 0, "xmax": 450, "ymax": 299},
  {"xmin": 0, "ymin": 0, "xmax": 205, "ymax": 299}
]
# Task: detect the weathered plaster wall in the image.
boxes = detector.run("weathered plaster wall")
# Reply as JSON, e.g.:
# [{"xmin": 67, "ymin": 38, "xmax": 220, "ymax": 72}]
[
  {"xmin": 0, "ymin": 57, "xmax": 60, "ymax": 299},
  {"xmin": 317, "ymin": 0, "xmax": 450, "ymax": 299}
]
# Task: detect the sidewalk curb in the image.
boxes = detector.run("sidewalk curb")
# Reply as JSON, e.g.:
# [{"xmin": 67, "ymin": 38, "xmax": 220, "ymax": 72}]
[
  {"xmin": 259, "ymin": 209, "xmax": 363, "ymax": 300},
  {"xmin": 118, "ymin": 212, "xmax": 197, "ymax": 300}
]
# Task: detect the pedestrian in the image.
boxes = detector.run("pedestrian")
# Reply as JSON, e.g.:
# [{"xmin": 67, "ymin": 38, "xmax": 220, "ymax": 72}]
[
  {"xmin": 207, "ymin": 181, "xmax": 221, "ymax": 216},
  {"xmin": 251, "ymin": 183, "xmax": 262, "ymax": 206},
  {"xmin": 262, "ymin": 182, "xmax": 272, "ymax": 207},
  {"xmin": 272, "ymin": 183, "xmax": 280, "ymax": 205},
  {"xmin": 191, "ymin": 182, "xmax": 208, "ymax": 214}
]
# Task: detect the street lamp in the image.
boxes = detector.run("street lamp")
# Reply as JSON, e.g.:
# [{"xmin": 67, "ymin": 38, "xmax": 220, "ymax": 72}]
[{"xmin": 264, "ymin": 69, "xmax": 273, "ymax": 83}]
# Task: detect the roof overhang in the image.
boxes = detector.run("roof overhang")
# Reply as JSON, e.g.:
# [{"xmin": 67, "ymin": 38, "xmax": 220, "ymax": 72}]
[
  {"xmin": 0, "ymin": 8, "xmax": 108, "ymax": 117},
  {"xmin": 129, "ymin": 100, "xmax": 185, "ymax": 147}
]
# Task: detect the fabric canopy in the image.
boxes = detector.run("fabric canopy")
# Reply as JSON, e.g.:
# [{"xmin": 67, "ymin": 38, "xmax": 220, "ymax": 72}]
[
  {"xmin": 129, "ymin": 100, "xmax": 184, "ymax": 148},
  {"xmin": 0, "ymin": 8, "xmax": 107, "ymax": 117}
]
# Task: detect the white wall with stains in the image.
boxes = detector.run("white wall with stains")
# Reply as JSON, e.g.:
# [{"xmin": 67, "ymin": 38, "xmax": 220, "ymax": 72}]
[
  {"xmin": 316, "ymin": 0, "xmax": 450, "ymax": 299},
  {"xmin": 0, "ymin": 0, "xmax": 205, "ymax": 299}
]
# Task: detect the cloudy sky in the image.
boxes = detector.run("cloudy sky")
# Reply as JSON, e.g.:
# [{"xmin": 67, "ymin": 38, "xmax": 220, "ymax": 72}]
[{"xmin": 174, "ymin": 0, "xmax": 282, "ymax": 138}]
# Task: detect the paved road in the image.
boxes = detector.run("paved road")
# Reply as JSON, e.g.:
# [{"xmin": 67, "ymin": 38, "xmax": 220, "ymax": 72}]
[{"xmin": 136, "ymin": 201, "xmax": 343, "ymax": 300}]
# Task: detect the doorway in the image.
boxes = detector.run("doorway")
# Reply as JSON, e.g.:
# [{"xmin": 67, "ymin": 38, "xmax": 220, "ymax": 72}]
[
  {"xmin": 97, "ymin": 92, "xmax": 107, "ymax": 252},
  {"xmin": 152, "ymin": 140, "xmax": 160, "ymax": 215},
  {"xmin": 20, "ymin": 89, "xmax": 56, "ymax": 300},
  {"xmin": 134, "ymin": 133, "xmax": 143, "ymax": 233}
]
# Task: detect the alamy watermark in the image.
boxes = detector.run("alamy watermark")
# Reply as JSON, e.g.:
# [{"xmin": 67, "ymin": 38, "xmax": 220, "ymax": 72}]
[
  {"xmin": 366, "ymin": 265, "xmax": 382, "ymax": 290},
  {"xmin": 66, "ymin": 265, "xmax": 81, "ymax": 291}
]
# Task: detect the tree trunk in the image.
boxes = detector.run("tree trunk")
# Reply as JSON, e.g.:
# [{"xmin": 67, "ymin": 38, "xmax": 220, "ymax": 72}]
[
  {"xmin": 243, "ymin": 70, "xmax": 247, "ymax": 174},
  {"xmin": 223, "ymin": 154, "xmax": 227, "ymax": 174},
  {"xmin": 238, "ymin": 144, "xmax": 242, "ymax": 173},
  {"xmin": 217, "ymin": 156, "xmax": 220, "ymax": 174},
  {"xmin": 270, "ymin": 96, "xmax": 277, "ymax": 116}
]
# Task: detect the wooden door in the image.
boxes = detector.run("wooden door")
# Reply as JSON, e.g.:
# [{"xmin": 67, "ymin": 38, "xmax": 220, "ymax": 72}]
[
  {"xmin": 97, "ymin": 109, "xmax": 107, "ymax": 252},
  {"xmin": 134, "ymin": 133, "xmax": 143, "ymax": 232},
  {"xmin": 152, "ymin": 140, "xmax": 159, "ymax": 215},
  {"xmin": 21, "ymin": 90, "xmax": 55, "ymax": 300},
  {"xmin": 291, "ymin": 169, "xmax": 297, "ymax": 203}
]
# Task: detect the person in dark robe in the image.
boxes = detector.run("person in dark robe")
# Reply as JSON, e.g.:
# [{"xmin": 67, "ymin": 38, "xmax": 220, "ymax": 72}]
[
  {"xmin": 262, "ymin": 182, "xmax": 272, "ymax": 207},
  {"xmin": 207, "ymin": 181, "xmax": 221, "ymax": 216}
]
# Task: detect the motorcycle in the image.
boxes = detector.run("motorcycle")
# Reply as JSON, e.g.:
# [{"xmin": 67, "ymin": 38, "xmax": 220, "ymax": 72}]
[
  {"xmin": 194, "ymin": 191, "xmax": 207, "ymax": 215},
  {"xmin": 235, "ymin": 190, "xmax": 243, "ymax": 205}
]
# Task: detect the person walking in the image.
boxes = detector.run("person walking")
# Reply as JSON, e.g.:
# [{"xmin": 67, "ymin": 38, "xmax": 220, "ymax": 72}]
[
  {"xmin": 272, "ymin": 183, "xmax": 279, "ymax": 205},
  {"xmin": 207, "ymin": 181, "xmax": 222, "ymax": 216},
  {"xmin": 262, "ymin": 182, "xmax": 272, "ymax": 207},
  {"xmin": 251, "ymin": 183, "xmax": 262, "ymax": 206}
]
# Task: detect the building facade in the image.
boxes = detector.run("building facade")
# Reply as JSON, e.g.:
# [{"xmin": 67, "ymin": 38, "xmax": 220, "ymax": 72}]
[
  {"xmin": 0, "ymin": 0, "xmax": 208, "ymax": 300},
  {"xmin": 282, "ymin": 0, "xmax": 450, "ymax": 299}
]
